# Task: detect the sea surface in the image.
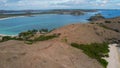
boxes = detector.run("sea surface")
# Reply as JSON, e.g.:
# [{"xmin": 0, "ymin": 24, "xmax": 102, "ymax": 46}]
[{"xmin": 0, "ymin": 10, "xmax": 120, "ymax": 35}]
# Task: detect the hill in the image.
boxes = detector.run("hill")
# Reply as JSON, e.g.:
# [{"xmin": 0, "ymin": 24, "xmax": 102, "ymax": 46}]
[{"xmin": 0, "ymin": 16, "xmax": 120, "ymax": 68}]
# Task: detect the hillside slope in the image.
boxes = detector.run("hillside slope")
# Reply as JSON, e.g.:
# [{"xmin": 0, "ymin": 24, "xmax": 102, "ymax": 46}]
[
  {"xmin": 0, "ymin": 17, "xmax": 120, "ymax": 68},
  {"xmin": 50, "ymin": 24, "xmax": 120, "ymax": 44},
  {"xmin": 0, "ymin": 40, "xmax": 102, "ymax": 68}
]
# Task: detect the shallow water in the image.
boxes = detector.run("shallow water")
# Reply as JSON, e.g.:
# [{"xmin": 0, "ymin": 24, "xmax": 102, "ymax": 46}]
[
  {"xmin": 0, "ymin": 10, "xmax": 120, "ymax": 35},
  {"xmin": 0, "ymin": 12, "xmax": 96, "ymax": 35}
]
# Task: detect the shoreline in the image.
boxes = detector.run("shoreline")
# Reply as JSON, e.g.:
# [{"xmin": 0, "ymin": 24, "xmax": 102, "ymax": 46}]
[
  {"xmin": 0, "ymin": 16, "xmax": 26, "ymax": 20},
  {"xmin": 104, "ymin": 44, "xmax": 120, "ymax": 68},
  {"xmin": 0, "ymin": 34, "xmax": 17, "ymax": 37}
]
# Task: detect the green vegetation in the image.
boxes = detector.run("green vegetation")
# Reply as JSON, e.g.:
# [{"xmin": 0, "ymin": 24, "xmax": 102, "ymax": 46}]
[
  {"xmin": 0, "ymin": 29, "xmax": 59, "ymax": 44},
  {"xmin": 18, "ymin": 29, "xmax": 59, "ymax": 44},
  {"xmin": 0, "ymin": 36, "xmax": 17, "ymax": 42},
  {"xmin": 62, "ymin": 38, "xmax": 68, "ymax": 42},
  {"xmin": 39, "ymin": 29, "xmax": 49, "ymax": 33},
  {"xmin": 105, "ymin": 20, "xmax": 111, "ymax": 23},
  {"xmin": 18, "ymin": 29, "xmax": 50, "ymax": 40},
  {"xmin": 71, "ymin": 43, "xmax": 109, "ymax": 68},
  {"xmin": 98, "ymin": 24, "xmax": 119, "ymax": 32},
  {"xmin": 0, "ymin": 10, "xmax": 86, "ymax": 19},
  {"xmin": 0, "ymin": 14, "xmax": 32, "ymax": 18},
  {"xmin": 18, "ymin": 29, "xmax": 37, "ymax": 40},
  {"xmin": 118, "ymin": 21, "xmax": 120, "ymax": 23},
  {"xmin": 24, "ymin": 34, "xmax": 59, "ymax": 44},
  {"xmin": 99, "ymin": 24, "xmax": 112, "ymax": 30},
  {"xmin": 24, "ymin": 40, "xmax": 34, "ymax": 44},
  {"xmin": 0, "ymin": 34, "xmax": 59, "ymax": 44},
  {"xmin": 90, "ymin": 22, "xmax": 94, "ymax": 24},
  {"xmin": 34, "ymin": 34, "xmax": 59, "ymax": 41},
  {"xmin": 0, "ymin": 12, "xmax": 50, "ymax": 18}
]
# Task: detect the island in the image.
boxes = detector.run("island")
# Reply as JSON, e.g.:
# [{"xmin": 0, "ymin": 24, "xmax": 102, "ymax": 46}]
[
  {"xmin": 0, "ymin": 9, "xmax": 97, "ymax": 19},
  {"xmin": 88, "ymin": 13, "xmax": 105, "ymax": 21}
]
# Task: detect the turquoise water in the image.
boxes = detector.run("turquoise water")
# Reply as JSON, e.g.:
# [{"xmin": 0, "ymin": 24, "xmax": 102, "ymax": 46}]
[
  {"xmin": 0, "ymin": 10, "xmax": 120, "ymax": 35},
  {"xmin": 0, "ymin": 12, "xmax": 97, "ymax": 35},
  {"xmin": 99, "ymin": 10, "xmax": 120, "ymax": 18}
]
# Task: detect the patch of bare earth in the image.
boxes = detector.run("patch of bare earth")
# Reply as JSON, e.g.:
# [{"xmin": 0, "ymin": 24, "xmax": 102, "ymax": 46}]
[
  {"xmin": 90, "ymin": 17, "xmax": 120, "ymax": 32},
  {"xmin": 50, "ymin": 23, "xmax": 120, "ymax": 44},
  {"xmin": 0, "ymin": 40, "xmax": 102, "ymax": 68}
]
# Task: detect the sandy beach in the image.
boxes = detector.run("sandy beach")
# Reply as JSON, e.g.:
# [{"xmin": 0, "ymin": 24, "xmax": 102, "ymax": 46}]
[
  {"xmin": 104, "ymin": 44, "xmax": 120, "ymax": 68},
  {"xmin": 0, "ymin": 16, "xmax": 25, "ymax": 20},
  {"xmin": 0, "ymin": 34, "xmax": 17, "ymax": 37}
]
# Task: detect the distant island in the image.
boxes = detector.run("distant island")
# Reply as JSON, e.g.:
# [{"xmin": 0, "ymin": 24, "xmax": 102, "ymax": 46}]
[{"xmin": 0, "ymin": 9, "xmax": 97, "ymax": 19}]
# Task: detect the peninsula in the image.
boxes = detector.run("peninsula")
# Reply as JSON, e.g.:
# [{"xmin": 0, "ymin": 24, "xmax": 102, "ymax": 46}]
[{"xmin": 0, "ymin": 9, "xmax": 97, "ymax": 19}]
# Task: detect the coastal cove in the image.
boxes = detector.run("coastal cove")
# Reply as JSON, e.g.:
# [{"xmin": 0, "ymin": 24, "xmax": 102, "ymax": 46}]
[
  {"xmin": 0, "ymin": 13, "xmax": 97, "ymax": 35},
  {"xmin": 1, "ymin": 0, "xmax": 120, "ymax": 68},
  {"xmin": 0, "ymin": 10, "xmax": 120, "ymax": 35},
  {"xmin": 0, "ymin": 10, "xmax": 120, "ymax": 68}
]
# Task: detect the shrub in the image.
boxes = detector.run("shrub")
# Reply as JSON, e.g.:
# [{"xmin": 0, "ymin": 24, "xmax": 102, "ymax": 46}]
[
  {"xmin": 90, "ymin": 23, "xmax": 94, "ymax": 24},
  {"xmin": 71, "ymin": 43, "xmax": 109, "ymax": 68},
  {"xmin": 25, "ymin": 40, "xmax": 33, "ymax": 44},
  {"xmin": 62, "ymin": 38, "xmax": 67, "ymax": 42},
  {"xmin": 99, "ymin": 59, "xmax": 108, "ymax": 68},
  {"xmin": 1, "ymin": 36, "xmax": 12, "ymax": 41},
  {"xmin": 34, "ymin": 34, "xmax": 59, "ymax": 41},
  {"xmin": 118, "ymin": 21, "xmax": 120, "ymax": 23},
  {"xmin": 18, "ymin": 29, "xmax": 50, "ymax": 40},
  {"xmin": 112, "ymin": 29, "xmax": 119, "ymax": 32},
  {"xmin": 105, "ymin": 21, "xmax": 111, "ymax": 23}
]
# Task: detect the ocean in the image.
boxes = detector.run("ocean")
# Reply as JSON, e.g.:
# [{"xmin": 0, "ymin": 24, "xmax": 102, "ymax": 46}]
[{"xmin": 0, "ymin": 10, "xmax": 120, "ymax": 35}]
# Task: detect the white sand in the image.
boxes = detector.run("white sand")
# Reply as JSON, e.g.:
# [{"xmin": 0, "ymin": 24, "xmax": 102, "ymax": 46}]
[
  {"xmin": 0, "ymin": 16, "xmax": 25, "ymax": 20},
  {"xmin": 105, "ymin": 44, "xmax": 120, "ymax": 68},
  {"xmin": 0, "ymin": 34, "xmax": 17, "ymax": 37}
]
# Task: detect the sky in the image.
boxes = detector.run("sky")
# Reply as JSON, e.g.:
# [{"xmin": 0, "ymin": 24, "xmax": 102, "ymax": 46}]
[{"xmin": 0, "ymin": 0, "xmax": 120, "ymax": 10}]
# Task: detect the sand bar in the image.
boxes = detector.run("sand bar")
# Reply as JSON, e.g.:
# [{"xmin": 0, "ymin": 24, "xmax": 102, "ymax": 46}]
[{"xmin": 0, "ymin": 16, "xmax": 25, "ymax": 20}]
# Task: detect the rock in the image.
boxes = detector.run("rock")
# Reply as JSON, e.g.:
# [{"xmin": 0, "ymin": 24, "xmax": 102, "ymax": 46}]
[{"xmin": 88, "ymin": 13, "xmax": 105, "ymax": 21}]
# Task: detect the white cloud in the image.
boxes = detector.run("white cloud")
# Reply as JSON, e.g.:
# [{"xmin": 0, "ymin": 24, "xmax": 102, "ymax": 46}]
[
  {"xmin": 0, "ymin": 0, "xmax": 7, "ymax": 3},
  {"xmin": 117, "ymin": 3, "xmax": 120, "ymax": 6},
  {"xmin": 5, "ymin": 0, "xmax": 70, "ymax": 7},
  {"xmin": 68, "ymin": 0, "xmax": 86, "ymax": 4},
  {"xmin": 0, "ymin": 0, "xmax": 7, "ymax": 6},
  {"xmin": 90, "ymin": 0, "xmax": 109, "ymax": 6},
  {"xmin": 0, "ymin": 0, "xmax": 120, "ymax": 9},
  {"xmin": 0, "ymin": 0, "xmax": 106, "ymax": 9}
]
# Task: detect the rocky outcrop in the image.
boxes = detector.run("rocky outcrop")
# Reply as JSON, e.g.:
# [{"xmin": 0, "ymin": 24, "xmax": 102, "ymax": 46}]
[
  {"xmin": 88, "ymin": 13, "xmax": 105, "ymax": 21},
  {"xmin": 90, "ymin": 16, "xmax": 120, "ymax": 33}
]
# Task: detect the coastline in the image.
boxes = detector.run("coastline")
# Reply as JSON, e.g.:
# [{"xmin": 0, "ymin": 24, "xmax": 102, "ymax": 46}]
[
  {"xmin": 104, "ymin": 44, "xmax": 120, "ymax": 68},
  {"xmin": 0, "ymin": 34, "xmax": 17, "ymax": 37},
  {"xmin": 0, "ymin": 16, "xmax": 26, "ymax": 20}
]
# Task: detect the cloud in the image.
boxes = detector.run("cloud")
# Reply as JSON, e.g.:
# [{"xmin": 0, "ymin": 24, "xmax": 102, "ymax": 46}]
[
  {"xmin": 0, "ymin": 0, "xmax": 120, "ymax": 9},
  {"xmin": 117, "ymin": 3, "xmax": 120, "ymax": 6},
  {"xmin": 0, "ymin": 0, "xmax": 7, "ymax": 3},
  {"xmin": 3, "ymin": 0, "xmax": 71, "ymax": 9},
  {"xmin": 0, "ymin": 0, "xmax": 7, "ymax": 7},
  {"xmin": 89, "ymin": 0, "xmax": 109, "ymax": 6}
]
